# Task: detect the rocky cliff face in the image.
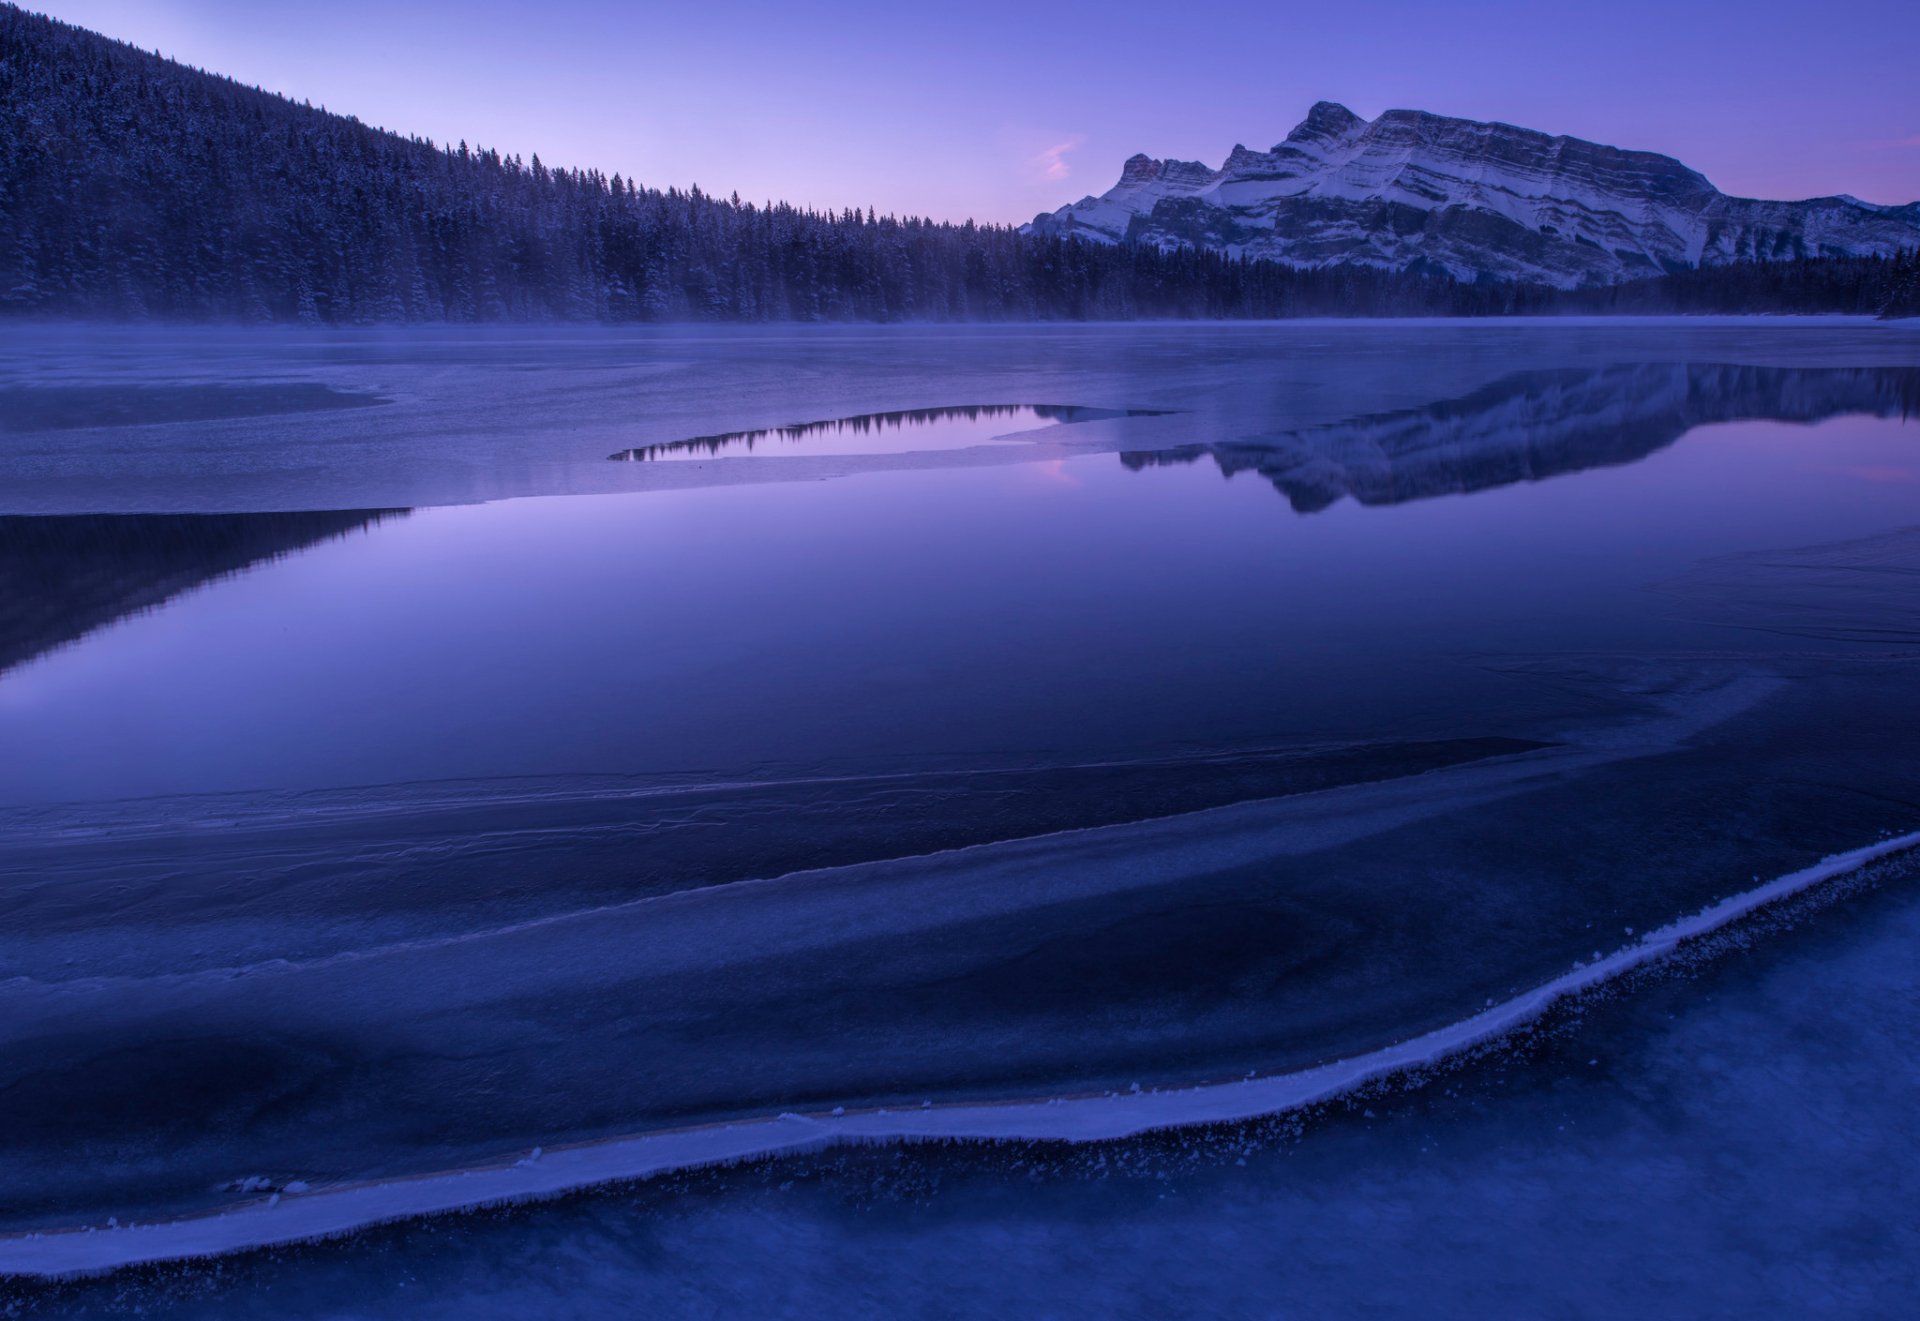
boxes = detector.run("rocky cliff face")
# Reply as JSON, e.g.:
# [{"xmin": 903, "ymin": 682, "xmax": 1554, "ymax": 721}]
[{"xmin": 1029, "ymin": 103, "xmax": 1920, "ymax": 288}]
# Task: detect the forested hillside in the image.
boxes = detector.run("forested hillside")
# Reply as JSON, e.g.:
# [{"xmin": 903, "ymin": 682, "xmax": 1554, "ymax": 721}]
[{"xmin": 1, "ymin": 5, "xmax": 1915, "ymax": 322}]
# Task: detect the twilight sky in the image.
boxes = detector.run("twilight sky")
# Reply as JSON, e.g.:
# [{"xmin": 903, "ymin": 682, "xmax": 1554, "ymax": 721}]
[{"xmin": 34, "ymin": 0, "xmax": 1920, "ymax": 222}]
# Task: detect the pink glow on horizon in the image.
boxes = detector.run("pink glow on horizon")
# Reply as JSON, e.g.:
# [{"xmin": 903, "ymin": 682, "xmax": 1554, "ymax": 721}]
[{"xmin": 1830, "ymin": 466, "xmax": 1917, "ymax": 485}]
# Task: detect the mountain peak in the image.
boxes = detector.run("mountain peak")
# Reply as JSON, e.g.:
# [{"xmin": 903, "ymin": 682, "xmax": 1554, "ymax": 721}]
[
  {"xmin": 1027, "ymin": 102, "xmax": 1920, "ymax": 288},
  {"xmin": 1290, "ymin": 101, "xmax": 1364, "ymax": 143}
]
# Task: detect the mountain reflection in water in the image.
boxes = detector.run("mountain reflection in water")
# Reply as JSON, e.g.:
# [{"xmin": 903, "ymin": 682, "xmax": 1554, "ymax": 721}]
[{"xmin": 1121, "ymin": 364, "xmax": 1920, "ymax": 512}]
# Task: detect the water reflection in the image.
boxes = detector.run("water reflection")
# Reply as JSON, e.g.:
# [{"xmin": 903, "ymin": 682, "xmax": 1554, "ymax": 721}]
[
  {"xmin": 610, "ymin": 404, "xmax": 1166, "ymax": 461},
  {"xmin": 0, "ymin": 510, "xmax": 406, "ymax": 674},
  {"xmin": 6, "ymin": 360, "xmax": 1917, "ymax": 807},
  {"xmin": 1122, "ymin": 364, "xmax": 1920, "ymax": 512}
]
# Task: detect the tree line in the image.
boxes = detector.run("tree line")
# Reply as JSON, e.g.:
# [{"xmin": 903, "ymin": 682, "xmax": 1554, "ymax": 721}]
[{"xmin": 2, "ymin": 5, "xmax": 1915, "ymax": 324}]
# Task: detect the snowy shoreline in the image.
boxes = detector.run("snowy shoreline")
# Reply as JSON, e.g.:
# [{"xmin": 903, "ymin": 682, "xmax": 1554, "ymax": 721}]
[{"xmin": 6, "ymin": 828, "xmax": 1914, "ymax": 1281}]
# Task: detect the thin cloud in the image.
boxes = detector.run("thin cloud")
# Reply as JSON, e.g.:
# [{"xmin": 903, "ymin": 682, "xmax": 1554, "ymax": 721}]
[{"xmin": 1031, "ymin": 134, "xmax": 1088, "ymax": 181}]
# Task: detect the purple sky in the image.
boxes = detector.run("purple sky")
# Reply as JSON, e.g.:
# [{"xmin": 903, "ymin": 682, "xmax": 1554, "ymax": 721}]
[{"xmin": 34, "ymin": 0, "xmax": 1920, "ymax": 221}]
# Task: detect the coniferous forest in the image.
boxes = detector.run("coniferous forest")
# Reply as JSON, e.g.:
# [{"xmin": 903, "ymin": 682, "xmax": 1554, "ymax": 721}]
[{"xmin": 2, "ymin": 5, "xmax": 1916, "ymax": 324}]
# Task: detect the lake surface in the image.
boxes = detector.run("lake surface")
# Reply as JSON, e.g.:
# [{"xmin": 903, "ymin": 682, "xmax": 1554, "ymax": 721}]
[{"xmin": 1, "ymin": 321, "xmax": 1917, "ymax": 1314}]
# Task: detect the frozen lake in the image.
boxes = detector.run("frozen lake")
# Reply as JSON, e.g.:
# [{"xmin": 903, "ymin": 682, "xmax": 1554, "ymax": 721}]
[{"xmin": 1, "ymin": 321, "xmax": 1917, "ymax": 1313}]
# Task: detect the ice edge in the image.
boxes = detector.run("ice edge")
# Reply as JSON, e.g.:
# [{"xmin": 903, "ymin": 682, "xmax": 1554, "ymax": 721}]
[{"xmin": 6, "ymin": 828, "xmax": 1917, "ymax": 1280}]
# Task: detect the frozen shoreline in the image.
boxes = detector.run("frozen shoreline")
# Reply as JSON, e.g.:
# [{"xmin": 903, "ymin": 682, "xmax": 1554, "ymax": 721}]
[{"xmin": 6, "ymin": 829, "xmax": 1913, "ymax": 1281}]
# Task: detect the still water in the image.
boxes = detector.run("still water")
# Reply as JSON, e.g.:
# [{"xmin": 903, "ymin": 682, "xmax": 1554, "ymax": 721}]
[
  {"xmin": 0, "ymin": 362, "xmax": 1913, "ymax": 804},
  {"xmin": 1, "ymin": 325, "xmax": 1917, "ymax": 1313}
]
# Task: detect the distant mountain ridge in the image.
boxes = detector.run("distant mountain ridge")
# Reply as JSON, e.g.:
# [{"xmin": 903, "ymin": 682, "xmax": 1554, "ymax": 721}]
[{"xmin": 1029, "ymin": 103, "xmax": 1920, "ymax": 288}]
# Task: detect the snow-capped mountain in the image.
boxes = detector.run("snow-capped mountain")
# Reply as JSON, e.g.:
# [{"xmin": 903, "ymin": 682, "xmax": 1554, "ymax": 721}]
[{"xmin": 1028, "ymin": 103, "xmax": 1920, "ymax": 288}]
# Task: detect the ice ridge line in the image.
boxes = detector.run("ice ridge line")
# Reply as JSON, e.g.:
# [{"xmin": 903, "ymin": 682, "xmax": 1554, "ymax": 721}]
[{"xmin": 3, "ymin": 828, "xmax": 1915, "ymax": 1280}]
